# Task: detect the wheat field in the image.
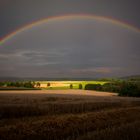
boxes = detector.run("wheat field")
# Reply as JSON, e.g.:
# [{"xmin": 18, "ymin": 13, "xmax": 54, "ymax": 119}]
[{"xmin": 0, "ymin": 90, "xmax": 140, "ymax": 140}]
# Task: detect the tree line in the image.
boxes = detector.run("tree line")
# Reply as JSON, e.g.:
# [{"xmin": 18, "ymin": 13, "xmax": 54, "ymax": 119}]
[
  {"xmin": 0, "ymin": 81, "xmax": 35, "ymax": 88},
  {"xmin": 85, "ymin": 81, "xmax": 140, "ymax": 97}
]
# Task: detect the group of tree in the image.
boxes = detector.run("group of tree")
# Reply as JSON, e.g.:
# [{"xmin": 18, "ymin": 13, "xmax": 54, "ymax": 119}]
[
  {"xmin": 0, "ymin": 81, "xmax": 35, "ymax": 88},
  {"xmin": 85, "ymin": 81, "xmax": 140, "ymax": 97}
]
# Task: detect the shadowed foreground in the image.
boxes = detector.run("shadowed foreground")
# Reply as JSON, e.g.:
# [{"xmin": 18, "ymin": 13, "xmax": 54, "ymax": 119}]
[{"xmin": 0, "ymin": 90, "xmax": 140, "ymax": 140}]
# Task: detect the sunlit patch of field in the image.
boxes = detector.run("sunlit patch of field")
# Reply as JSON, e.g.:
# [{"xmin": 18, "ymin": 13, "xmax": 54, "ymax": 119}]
[
  {"xmin": 35, "ymin": 81, "xmax": 107, "ymax": 89},
  {"xmin": 0, "ymin": 90, "xmax": 140, "ymax": 140}
]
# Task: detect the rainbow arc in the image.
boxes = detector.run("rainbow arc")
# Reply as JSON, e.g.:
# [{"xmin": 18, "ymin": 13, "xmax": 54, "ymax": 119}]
[{"xmin": 0, "ymin": 14, "xmax": 140, "ymax": 45}]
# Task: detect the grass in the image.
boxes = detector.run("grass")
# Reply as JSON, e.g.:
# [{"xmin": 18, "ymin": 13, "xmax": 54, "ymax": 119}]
[{"xmin": 0, "ymin": 91, "xmax": 140, "ymax": 140}]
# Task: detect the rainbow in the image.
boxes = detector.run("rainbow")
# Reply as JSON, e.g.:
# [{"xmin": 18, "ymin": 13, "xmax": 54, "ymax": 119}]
[{"xmin": 1, "ymin": 14, "xmax": 140, "ymax": 45}]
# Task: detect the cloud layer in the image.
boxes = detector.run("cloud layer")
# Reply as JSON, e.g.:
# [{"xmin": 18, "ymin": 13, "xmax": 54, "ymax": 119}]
[{"xmin": 0, "ymin": 18, "xmax": 140, "ymax": 78}]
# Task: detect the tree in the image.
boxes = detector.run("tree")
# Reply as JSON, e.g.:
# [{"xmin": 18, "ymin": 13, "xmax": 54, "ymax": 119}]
[
  {"xmin": 85, "ymin": 84, "xmax": 102, "ymax": 90},
  {"xmin": 36, "ymin": 82, "xmax": 40, "ymax": 88},
  {"xmin": 79, "ymin": 84, "xmax": 83, "ymax": 89},
  {"xmin": 0, "ymin": 82, "xmax": 5, "ymax": 87},
  {"xmin": 70, "ymin": 84, "xmax": 73, "ymax": 89},
  {"xmin": 47, "ymin": 83, "xmax": 51, "ymax": 87},
  {"xmin": 119, "ymin": 82, "xmax": 140, "ymax": 97},
  {"xmin": 24, "ymin": 81, "xmax": 34, "ymax": 88}
]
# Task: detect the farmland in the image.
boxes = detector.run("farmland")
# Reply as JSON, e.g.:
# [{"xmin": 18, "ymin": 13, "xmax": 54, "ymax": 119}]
[{"xmin": 0, "ymin": 90, "xmax": 140, "ymax": 140}]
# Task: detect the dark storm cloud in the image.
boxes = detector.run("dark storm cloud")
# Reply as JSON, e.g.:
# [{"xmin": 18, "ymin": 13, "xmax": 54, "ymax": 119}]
[
  {"xmin": 0, "ymin": 0, "xmax": 140, "ymax": 78},
  {"xmin": 0, "ymin": 18, "xmax": 140, "ymax": 77},
  {"xmin": 0, "ymin": 0, "xmax": 140, "ymax": 38}
]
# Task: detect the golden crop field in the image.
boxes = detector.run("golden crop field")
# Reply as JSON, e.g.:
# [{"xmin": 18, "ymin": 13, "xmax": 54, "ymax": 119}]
[{"xmin": 0, "ymin": 90, "xmax": 140, "ymax": 140}]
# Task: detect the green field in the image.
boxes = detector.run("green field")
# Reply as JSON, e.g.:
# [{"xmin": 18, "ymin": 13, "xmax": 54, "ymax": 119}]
[{"xmin": 36, "ymin": 81, "xmax": 107, "ymax": 89}]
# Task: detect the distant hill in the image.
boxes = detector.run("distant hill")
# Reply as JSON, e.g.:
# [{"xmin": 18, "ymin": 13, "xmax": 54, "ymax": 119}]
[
  {"xmin": 120, "ymin": 75, "xmax": 140, "ymax": 81},
  {"xmin": 0, "ymin": 75, "xmax": 140, "ymax": 82},
  {"xmin": 0, "ymin": 77, "xmax": 98, "ymax": 82}
]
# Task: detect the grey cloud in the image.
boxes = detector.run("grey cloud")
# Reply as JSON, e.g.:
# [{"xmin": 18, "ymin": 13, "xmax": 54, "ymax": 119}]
[{"xmin": 0, "ymin": 16, "xmax": 140, "ymax": 78}]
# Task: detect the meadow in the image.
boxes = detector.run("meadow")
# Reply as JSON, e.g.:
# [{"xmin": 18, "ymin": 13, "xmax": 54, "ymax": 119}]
[{"xmin": 0, "ymin": 90, "xmax": 140, "ymax": 140}]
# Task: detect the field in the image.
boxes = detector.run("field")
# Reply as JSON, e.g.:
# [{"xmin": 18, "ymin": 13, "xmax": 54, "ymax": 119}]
[
  {"xmin": 35, "ymin": 81, "xmax": 107, "ymax": 89},
  {"xmin": 0, "ymin": 90, "xmax": 140, "ymax": 140}
]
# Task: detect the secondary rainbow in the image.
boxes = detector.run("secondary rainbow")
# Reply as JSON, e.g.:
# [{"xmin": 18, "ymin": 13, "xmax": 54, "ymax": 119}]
[{"xmin": 1, "ymin": 14, "xmax": 140, "ymax": 45}]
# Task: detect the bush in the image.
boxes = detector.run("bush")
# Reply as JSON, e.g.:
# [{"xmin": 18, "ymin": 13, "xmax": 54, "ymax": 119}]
[
  {"xmin": 119, "ymin": 82, "xmax": 140, "ymax": 97},
  {"xmin": 47, "ymin": 83, "xmax": 51, "ymax": 87},
  {"xmin": 85, "ymin": 84, "xmax": 102, "ymax": 90},
  {"xmin": 79, "ymin": 84, "xmax": 83, "ymax": 89},
  {"xmin": 84, "ymin": 82, "xmax": 140, "ymax": 97},
  {"xmin": 101, "ymin": 83, "xmax": 121, "ymax": 93},
  {"xmin": 0, "ymin": 82, "xmax": 6, "ymax": 87},
  {"xmin": 0, "ymin": 81, "xmax": 35, "ymax": 88},
  {"xmin": 70, "ymin": 84, "xmax": 73, "ymax": 89},
  {"xmin": 23, "ymin": 81, "xmax": 34, "ymax": 88},
  {"xmin": 36, "ymin": 82, "xmax": 40, "ymax": 88}
]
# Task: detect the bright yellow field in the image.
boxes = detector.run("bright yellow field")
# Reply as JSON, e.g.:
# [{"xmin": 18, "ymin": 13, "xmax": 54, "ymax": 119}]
[{"xmin": 35, "ymin": 81, "xmax": 107, "ymax": 89}]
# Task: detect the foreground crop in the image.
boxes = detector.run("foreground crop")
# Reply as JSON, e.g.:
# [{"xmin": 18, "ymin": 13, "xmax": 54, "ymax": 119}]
[{"xmin": 0, "ymin": 92, "xmax": 140, "ymax": 140}]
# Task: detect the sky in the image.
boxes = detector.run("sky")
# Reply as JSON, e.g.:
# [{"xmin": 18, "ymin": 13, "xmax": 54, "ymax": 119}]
[{"xmin": 0, "ymin": 0, "xmax": 140, "ymax": 78}]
